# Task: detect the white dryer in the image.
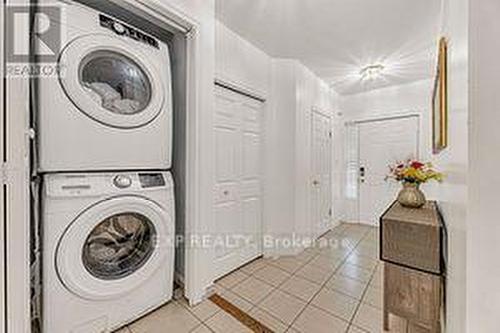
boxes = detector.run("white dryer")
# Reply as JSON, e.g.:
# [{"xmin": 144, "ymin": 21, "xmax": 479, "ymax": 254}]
[
  {"xmin": 37, "ymin": 1, "xmax": 172, "ymax": 172},
  {"xmin": 42, "ymin": 172, "xmax": 175, "ymax": 333}
]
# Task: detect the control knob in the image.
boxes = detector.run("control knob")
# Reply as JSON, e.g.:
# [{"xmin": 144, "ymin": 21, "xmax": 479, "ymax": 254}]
[
  {"xmin": 113, "ymin": 175, "xmax": 132, "ymax": 188},
  {"xmin": 112, "ymin": 22, "xmax": 126, "ymax": 35}
]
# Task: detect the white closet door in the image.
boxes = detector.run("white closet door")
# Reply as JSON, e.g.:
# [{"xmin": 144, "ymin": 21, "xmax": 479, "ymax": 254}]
[
  {"xmin": 358, "ymin": 116, "xmax": 419, "ymax": 225},
  {"xmin": 214, "ymin": 85, "xmax": 263, "ymax": 279},
  {"xmin": 311, "ymin": 110, "xmax": 333, "ymax": 238}
]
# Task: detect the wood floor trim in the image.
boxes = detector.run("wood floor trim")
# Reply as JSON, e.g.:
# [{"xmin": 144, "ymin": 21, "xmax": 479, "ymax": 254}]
[{"xmin": 209, "ymin": 294, "xmax": 274, "ymax": 333}]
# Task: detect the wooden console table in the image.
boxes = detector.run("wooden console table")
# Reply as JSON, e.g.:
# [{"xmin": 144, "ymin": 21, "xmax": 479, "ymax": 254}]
[{"xmin": 380, "ymin": 201, "xmax": 446, "ymax": 333}]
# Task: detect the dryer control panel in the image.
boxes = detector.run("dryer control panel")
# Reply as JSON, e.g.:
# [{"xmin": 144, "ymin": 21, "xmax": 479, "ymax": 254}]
[{"xmin": 99, "ymin": 14, "xmax": 159, "ymax": 49}]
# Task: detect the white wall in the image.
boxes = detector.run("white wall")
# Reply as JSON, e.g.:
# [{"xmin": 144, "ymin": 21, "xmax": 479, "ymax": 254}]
[
  {"xmin": 264, "ymin": 59, "xmax": 298, "ymax": 255},
  {"xmin": 438, "ymin": 0, "xmax": 469, "ymax": 331},
  {"xmin": 215, "ymin": 20, "xmax": 271, "ymax": 97},
  {"xmin": 265, "ymin": 59, "xmax": 338, "ymax": 255},
  {"xmin": 468, "ymin": 0, "xmax": 500, "ymax": 331}
]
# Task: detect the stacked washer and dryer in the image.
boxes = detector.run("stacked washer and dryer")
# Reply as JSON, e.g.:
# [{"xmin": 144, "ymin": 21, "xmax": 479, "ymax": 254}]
[{"xmin": 36, "ymin": 2, "xmax": 176, "ymax": 332}]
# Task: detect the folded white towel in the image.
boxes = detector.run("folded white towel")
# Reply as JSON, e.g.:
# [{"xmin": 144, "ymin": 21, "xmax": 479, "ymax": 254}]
[
  {"xmin": 84, "ymin": 82, "xmax": 143, "ymax": 114},
  {"xmin": 85, "ymin": 82, "xmax": 121, "ymax": 109},
  {"xmin": 113, "ymin": 99, "xmax": 142, "ymax": 115}
]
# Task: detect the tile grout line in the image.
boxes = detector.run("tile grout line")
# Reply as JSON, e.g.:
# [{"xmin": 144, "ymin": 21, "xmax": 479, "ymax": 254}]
[
  {"xmin": 325, "ymin": 227, "xmax": 376, "ymax": 331},
  {"xmin": 247, "ymin": 250, "xmax": 322, "ymax": 327},
  {"xmin": 246, "ymin": 246, "xmax": 322, "ymax": 320},
  {"xmin": 211, "ymin": 250, "xmax": 318, "ymax": 326},
  {"xmin": 214, "ymin": 225, "xmax": 352, "ymax": 331},
  {"xmin": 211, "ymin": 250, "xmax": 320, "ymax": 331},
  {"xmin": 345, "ymin": 229, "xmax": 380, "ymax": 332},
  {"xmin": 210, "ymin": 224, "xmax": 378, "ymax": 333},
  {"xmin": 334, "ymin": 228, "xmax": 376, "ymax": 330},
  {"xmin": 284, "ymin": 226, "xmax": 372, "ymax": 332},
  {"xmin": 187, "ymin": 320, "xmax": 216, "ymax": 333},
  {"xmin": 177, "ymin": 298, "xmax": 220, "ymax": 332}
]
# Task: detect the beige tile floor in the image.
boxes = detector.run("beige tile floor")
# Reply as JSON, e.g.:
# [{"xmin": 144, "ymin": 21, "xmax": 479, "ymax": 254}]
[{"xmin": 115, "ymin": 223, "xmax": 410, "ymax": 333}]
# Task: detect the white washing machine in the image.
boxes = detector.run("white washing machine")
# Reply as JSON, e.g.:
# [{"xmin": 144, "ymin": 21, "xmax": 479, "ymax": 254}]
[
  {"xmin": 37, "ymin": 0, "xmax": 172, "ymax": 172},
  {"xmin": 42, "ymin": 171, "xmax": 175, "ymax": 333}
]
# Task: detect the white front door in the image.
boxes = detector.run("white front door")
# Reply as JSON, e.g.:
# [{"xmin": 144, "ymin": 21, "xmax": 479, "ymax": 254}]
[
  {"xmin": 358, "ymin": 116, "xmax": 419, "ymax": 225},
  {"xmin": 213, "ymin": 85, "xmax": 263, "ymax": 278},
  {"xmin": 311, "ymin": 110, "xmax": 333, "ymax": 238}
]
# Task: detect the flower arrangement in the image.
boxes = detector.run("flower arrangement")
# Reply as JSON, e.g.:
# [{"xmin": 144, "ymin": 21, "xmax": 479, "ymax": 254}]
[{"xmin": 386, "ymin": 159, "xmax": 444, "ymax": 185}]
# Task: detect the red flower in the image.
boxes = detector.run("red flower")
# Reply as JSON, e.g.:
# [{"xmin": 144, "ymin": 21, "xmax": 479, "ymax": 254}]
[{"xmin": 411, "ymin": 161, "xmax": 424, "ymax": 169}]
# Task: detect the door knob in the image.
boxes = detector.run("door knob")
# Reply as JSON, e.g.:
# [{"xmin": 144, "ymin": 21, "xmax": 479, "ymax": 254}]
[{"xmin": 313, "ymin": 180, "xmax": 320, "ymax": 186}]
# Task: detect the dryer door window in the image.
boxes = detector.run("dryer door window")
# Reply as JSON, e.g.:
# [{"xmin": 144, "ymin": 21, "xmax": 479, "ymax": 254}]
[
  {"xmin": 80, "ymin": 50, "xmax": 152, "ymax": 116},
  {"xmin": 82, "ymin": 212, "xmax": 156, "ymax": 280},
  {"xmin": 59, "ymin": 34, "xmax": 168, "ymax": 129}
]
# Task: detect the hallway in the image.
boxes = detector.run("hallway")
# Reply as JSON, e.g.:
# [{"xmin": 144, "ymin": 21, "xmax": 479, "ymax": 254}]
[{"xmin": 116, "ymin": 224, "xmax": 413, "ymax": 333}]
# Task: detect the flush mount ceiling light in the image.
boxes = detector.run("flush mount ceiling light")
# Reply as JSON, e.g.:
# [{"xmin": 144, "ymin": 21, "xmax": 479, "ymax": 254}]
[{"xmin": 360, "ymin": 64, "xmax": 385, "ymax": 80}]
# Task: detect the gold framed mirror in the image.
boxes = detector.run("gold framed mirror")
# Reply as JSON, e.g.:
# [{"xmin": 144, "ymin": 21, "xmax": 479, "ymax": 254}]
[{"xmin": 432, "ymin": 37, "xmax": 448, "ymax": 153}]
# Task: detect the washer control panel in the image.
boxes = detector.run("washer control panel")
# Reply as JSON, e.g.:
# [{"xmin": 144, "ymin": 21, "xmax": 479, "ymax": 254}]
[
  {"xmin": 99, "ymin": 14, "xmax": 159, "ymax": 49},
  {"xmin": 45, "ymin": 172, "xmax": 172, "ymax": 198}
]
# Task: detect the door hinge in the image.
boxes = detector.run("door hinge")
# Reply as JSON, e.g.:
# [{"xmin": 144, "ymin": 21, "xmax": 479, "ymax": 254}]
[
  {"xmin": 328, "ymin": 208, "xmax": 332, "ymax": 217},
  {"xmin": 329, "ymin": 131, "xmax": 332, "ymax": 138}
]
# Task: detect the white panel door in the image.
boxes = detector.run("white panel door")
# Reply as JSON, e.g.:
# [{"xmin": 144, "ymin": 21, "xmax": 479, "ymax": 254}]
[
  {"xmin": 358, "ymin": 116, "xmax": 419, "ymax": 225},
  {"xmin": 214, "ymin": 86, "xmax": 263, "ymax": 279},
  {"xmin": 311, "ymin": 111, "xmax": 333, "ymax": 238}
]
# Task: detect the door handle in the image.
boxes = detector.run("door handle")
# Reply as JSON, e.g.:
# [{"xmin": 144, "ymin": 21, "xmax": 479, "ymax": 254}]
[{"xmin": 312, "ymin": 180, "xmax": 320, "ymax": 186}]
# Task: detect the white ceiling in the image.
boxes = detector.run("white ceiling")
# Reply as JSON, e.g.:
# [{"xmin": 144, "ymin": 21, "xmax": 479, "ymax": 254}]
[{"xmin": 216, "ymin": 0, "xmax": 442, "ymax": 95}]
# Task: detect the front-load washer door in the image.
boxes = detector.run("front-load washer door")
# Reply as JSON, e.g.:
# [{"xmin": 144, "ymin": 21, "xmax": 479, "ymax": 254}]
[
  {"xmin": 59, "ymin": 34, "xmax": 166, "ymax": 129},
  {"xmin": 56, "ymin": 196, "xmax": 172, "ymax": 301}
]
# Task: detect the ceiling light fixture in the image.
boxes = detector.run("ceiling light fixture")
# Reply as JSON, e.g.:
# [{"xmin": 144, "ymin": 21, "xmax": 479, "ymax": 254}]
[{"xmin": 360, "ymin": 64, "xmax": 385, "ymax": 80}]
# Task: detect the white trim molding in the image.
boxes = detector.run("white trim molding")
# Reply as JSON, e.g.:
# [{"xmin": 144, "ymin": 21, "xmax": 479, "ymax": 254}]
[
  {"xmin": 1, "ymin": 2, "xmax": 6, "ymax": 332},
  {"xmin": 3, "ymin": 1, "xmax": 32, "ymax": 332}
]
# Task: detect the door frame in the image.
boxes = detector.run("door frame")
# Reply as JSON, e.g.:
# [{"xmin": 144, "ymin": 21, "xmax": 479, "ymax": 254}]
[
  {"xmin": 353, "ymin": 113, "xmax": 421, "ymax": 223},
  {"xmin": 310, "ymin": 107, "xmax": 333, "ymax": 238},
  {"xmin": 114, "ymin": 0, "xmax": 213, "ymax": 305}
]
